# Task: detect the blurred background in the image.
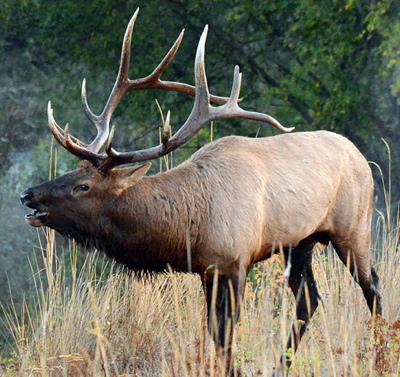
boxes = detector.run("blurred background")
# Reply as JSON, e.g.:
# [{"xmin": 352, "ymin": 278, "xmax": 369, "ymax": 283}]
[{"xmin": 0, "ymin": 0, "xmax": 399, "ymax": 349}]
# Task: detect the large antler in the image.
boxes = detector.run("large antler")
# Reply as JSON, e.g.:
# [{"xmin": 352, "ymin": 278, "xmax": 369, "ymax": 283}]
[
  {"xmin": 48, "ymin": 10, "xmax": 293, "ymax": 172},
  {"xmin": 48, "ymin": 8, "xmax": 229, "ymax": 165}
]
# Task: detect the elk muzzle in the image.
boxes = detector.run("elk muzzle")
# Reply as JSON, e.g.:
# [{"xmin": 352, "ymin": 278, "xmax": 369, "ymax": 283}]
[{"xmin": 20, "ymin": 188, "xmax": 49, "ymax": 227}]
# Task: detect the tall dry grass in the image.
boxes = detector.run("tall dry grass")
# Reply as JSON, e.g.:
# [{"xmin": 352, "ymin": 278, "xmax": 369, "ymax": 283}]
[
  {"xmin": 2, "ymin": 139, "xmax": 400, "ymax": 376},
  {"xmin": 2, "ymin": 202, "xmax": 399, "ymax": 376},
  {"xmin": 3, "ymin": 210, "xmax": 399, "ymax": 377}
]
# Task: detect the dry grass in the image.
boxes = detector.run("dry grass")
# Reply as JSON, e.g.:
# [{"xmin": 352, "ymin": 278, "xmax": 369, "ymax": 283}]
[
  {"xmin": 2, "ymin": 139, "xmax": 400, "ymax": 376},
  {"xmin": 1, "ymin": 205, "xmax": 399, "ymax": 376}
]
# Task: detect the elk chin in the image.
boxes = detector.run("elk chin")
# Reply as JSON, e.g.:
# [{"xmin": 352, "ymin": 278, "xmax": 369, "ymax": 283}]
[{"xmin": 25, "ymin": 210, "xmax": 48, "ymax": 227}]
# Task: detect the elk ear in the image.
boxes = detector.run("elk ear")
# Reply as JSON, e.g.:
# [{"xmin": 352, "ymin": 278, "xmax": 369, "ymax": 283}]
[{"xmin": 112, "ymin": 162, "xmax": 152, "ymax": 194}]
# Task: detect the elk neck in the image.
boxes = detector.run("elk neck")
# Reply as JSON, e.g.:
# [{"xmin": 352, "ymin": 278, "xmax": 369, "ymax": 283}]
[{"xmin": 82, "ymin": 163, "xmax": 209, "ymax": 272}]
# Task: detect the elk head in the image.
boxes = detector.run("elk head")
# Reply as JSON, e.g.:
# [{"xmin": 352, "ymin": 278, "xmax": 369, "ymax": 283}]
[
  {"xmin": 20, "ymin": 160, "xmax": 152, "ymax": 229},
  {"xmin": 20, "ymin": 8, "xmax": 292, "ymax": 233}
]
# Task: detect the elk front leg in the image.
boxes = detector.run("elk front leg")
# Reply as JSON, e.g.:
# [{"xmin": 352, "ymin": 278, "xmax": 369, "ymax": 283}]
[{"xmin": 203, "ymin": 268, "xmax": 246, "ymax": 375}]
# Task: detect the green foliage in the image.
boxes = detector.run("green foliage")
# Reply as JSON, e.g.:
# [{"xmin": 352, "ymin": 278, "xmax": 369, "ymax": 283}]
[{"xmin": 1, "ymin": 1, "xmax": 399, "ymax": 173}]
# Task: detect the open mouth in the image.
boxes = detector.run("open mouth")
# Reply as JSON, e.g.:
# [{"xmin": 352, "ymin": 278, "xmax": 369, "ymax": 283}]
[{"xmin": 25, "ymin": 210, "xmax": 49, "ymax": 227}]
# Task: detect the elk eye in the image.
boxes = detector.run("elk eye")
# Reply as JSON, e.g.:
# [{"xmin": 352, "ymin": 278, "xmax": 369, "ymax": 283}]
[{"xmin": 73, "ymin": 184, "xmax": 90, "ymax": 193}]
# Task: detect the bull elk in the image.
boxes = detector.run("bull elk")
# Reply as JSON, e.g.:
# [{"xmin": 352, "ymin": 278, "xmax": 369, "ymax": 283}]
[{"xmin": 21, "ymin": 9, "xmax": 382, "ymax": 375}]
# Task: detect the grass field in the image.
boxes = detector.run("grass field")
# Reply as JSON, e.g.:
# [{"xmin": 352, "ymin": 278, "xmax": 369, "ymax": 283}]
[
  {"xmin": 2, "ymin": 148, "xmax": 400, "ymax": 376},
  {"xmin": 1, "ymin": 204, "xmax": 398, "ymax": 376}
]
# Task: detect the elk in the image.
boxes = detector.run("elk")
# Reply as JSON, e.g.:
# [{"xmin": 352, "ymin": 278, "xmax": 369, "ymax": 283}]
[{"xmin": 21, "ymin": 9, "xmax": 382, "ymax": 375}]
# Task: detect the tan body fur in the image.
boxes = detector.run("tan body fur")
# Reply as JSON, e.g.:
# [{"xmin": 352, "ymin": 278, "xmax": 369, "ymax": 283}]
[{"xmin": 118, "ymin": 131, "xmax": 374, "ymax": 284}]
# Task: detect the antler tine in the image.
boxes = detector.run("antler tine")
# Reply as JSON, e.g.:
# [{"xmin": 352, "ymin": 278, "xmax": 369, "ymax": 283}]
[
  {"xmin": 105, "ymin": 125, "xmax": 116, "ymax": 154},
  {"xmin": 147, "ymin": 25, "xmax": 211, "ymax": 145},
  {"xmin": 123, "ymin": 24, "xmax": 229, "ymax": 105},
  {"xmin": 136, "ymin": 29, "xmax": 185, "ymax": 86},
  {"xmin": 48, "ymin": 102, "xmax": 87, "ymax": 147},
  {"xmin": 83, "ymin": 9, "xmax": 139, "ymax": 125},
  {"xmin": 81, "ymin": 8, "xmax": 140, "ymax": 155},
  {"xmin": 81, "ymin": 78, "xmax": 99, "ymax": 126},
  {"xmin": 229, "ymin": 65, "xmax": 242, "ymax": 104},
  {"xmin": 48, "ymin": 101, "xmax": 68, "ymax": 148},
  {"xmin": 194, "ymin": 25, "xmax": 211, "ymax": 108},
  {"xmin": 207, "ymin": 65, "xmax": 294, "ymax": 133},
  {"xmin": 115, "ymin": 8, "xmax": 139, "ymax": 86},
  {"xmin": 48, "ymin": 101, "xmax": 103, "ymax": 164}
]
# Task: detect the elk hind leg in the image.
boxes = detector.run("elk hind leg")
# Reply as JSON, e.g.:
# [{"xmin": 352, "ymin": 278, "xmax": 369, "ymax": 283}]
[{"xmin": 332, "ymin": 237, "xmax": 382, "ymax": 316}]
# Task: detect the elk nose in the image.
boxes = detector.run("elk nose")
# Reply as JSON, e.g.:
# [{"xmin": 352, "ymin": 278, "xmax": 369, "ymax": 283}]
[{"xmin": 20, "ymin": 190, "xmax": 34, "ymax": 204}]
